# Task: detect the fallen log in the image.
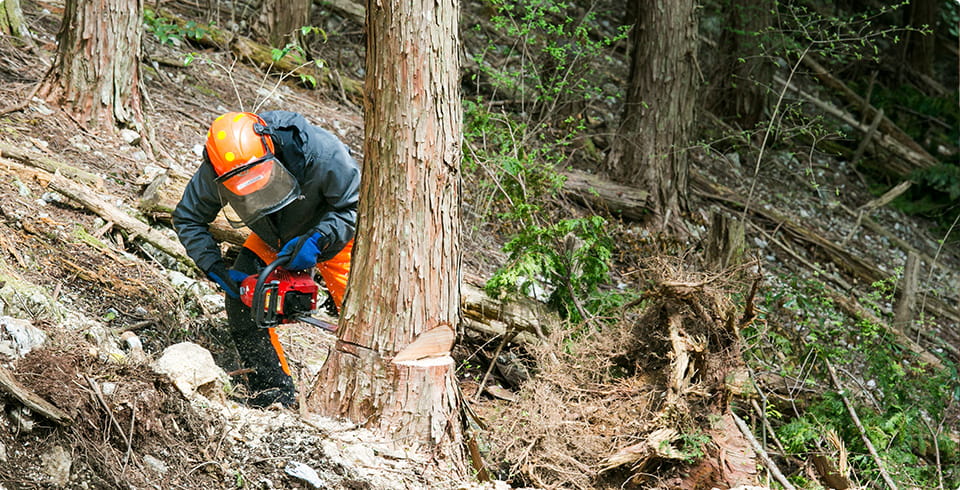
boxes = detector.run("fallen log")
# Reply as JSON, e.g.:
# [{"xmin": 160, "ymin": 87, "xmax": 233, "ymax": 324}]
[
  {"xmin": 47, "ymin": 174, "xmax": 194, "ymax": 267},
  {"xmin": 801, "ymin": 55, "xmax": 937, "ymax": 167},
  {"xmin": 776, "ymin": 75, "xmax": 936, "ymax": 177},
  {"xmin": 462, "ymin": 277, "xmax": 557, "ymax": 346},
  {"xmin": 163, "ymin": 12, "xmax": 363, "ymax": 97},
  {"xmin": 0, "ymin": 141, "xmax": 102, "ymax": 187},
  {"xmin": 560, "ymin": 168, "xmax": 649, "ymax": 221},
  {"xmin": 139, "ymin": 171, "xmax": 248, "ymax": 247}
]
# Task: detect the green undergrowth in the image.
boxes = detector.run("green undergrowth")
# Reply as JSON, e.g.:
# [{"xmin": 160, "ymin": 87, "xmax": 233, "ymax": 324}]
[{"xmin": 743, "ymin": 273, "xmax": 959, "ymax": 489}]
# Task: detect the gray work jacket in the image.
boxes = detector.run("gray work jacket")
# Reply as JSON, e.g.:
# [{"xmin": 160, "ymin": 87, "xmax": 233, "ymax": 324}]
[{"xmin": 173, "ymin": 111, "xmax": 360, "ymax": 273}]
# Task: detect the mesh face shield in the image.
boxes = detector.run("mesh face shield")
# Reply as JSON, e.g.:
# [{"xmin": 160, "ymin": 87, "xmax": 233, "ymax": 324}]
[{"xmin": 215, "ymin": 153, "xmax": 300, "ymax": 227}]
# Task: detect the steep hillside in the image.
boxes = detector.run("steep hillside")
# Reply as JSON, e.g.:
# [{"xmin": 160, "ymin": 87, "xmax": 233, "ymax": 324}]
[{"xmin": 0, "ymin": 1, "xmax": 955, "ymax": 489}]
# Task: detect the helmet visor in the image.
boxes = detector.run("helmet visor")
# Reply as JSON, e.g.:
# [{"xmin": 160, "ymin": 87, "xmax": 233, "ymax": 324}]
[{"xmin": 215, "ymin": 154, "xmax": 300, "ymax": 227}]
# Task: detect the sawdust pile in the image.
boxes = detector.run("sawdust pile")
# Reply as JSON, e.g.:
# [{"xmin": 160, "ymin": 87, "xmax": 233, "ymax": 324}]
[{"xmin": 485, "ymin": 262, "xmax": 759, "ymax": 489}]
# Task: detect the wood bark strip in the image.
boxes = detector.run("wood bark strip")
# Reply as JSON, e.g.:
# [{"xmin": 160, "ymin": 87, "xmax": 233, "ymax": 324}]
[{"xmin": 0, "ymin": 367, "xmax": 73, "ymax": 425}]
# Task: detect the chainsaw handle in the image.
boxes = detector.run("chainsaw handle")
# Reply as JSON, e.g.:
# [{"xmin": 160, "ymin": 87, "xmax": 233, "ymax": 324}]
[{"xmin": 251, "ymin": 256, "xmax": 289, "ymax": 328}]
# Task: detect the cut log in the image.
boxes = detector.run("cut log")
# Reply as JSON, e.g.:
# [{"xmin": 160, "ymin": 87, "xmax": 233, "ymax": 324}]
[{"xmin": 461, "ymin": 278, "xmax": 558, "ymax": 345}]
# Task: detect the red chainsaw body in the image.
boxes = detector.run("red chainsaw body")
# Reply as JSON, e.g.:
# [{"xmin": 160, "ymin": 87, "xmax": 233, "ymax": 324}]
[{"xmin": 239, "ymin": 268, "xmax": 319, "ymax": 323}]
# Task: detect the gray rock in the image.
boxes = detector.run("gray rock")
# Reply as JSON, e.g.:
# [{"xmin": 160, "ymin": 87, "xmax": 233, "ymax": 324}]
[
  {"xmin": 0, "ymin": 316, "xmax": 47, "ymax": 358},
  {"xmin": 41, "ymin": 445, "xmax": 71, "ymax": 487}
]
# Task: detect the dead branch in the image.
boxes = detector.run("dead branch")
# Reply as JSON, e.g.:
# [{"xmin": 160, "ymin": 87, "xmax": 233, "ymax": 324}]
[
  {"xmin": 47, "ymin": 174, "xmax": 194, "ymax": 268},
  {"xmin": 0, "ymin": 140, "xmax": 103, "ymax": 186},
  {"xmin": 776, "ymin": 76, "xmax": 935, "ymax": 177},
  {"xmin": 0, "ymin": 367, "xmax": 73, "ymax": 425},
  {"xmin": 732, "ymin": 411, "xmax": 797, "ymax": 490},
  {"xmin": 824, "ymin": 359, "xmax": 899, "ymax": 490}
]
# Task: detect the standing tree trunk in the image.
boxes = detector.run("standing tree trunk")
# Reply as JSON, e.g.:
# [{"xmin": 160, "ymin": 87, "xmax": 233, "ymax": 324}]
[
  {"xmin": 36, "ymin": 0, "xmax": 143, "ymax": 131},
  {"xmin": 707, "ymin": 0, "xmax": 773, "ymax": 130},
  {"xmin": 0, "ymin": 0, "xmax": 26, "ymax": 38},
  {"xmin": 901, "ymin": 0, "xmax": 939, "ymax": 78},
  {"xmin": 307, "ymin": 0, "xmax": 465, "ymax": 470},
  {"xmin": 252, "ymin": 0, "xmax": 311, "ymax": 49},
  {"xmin": 602, "ymin": 0, "xmax": 698, "ymax": 231}
]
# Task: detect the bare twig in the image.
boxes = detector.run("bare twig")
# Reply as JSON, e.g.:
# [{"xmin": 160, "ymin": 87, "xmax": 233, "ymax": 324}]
[
  {"xmin": 474, "ymin": 330, "xmax": 518, "ymax": 398},
  {"xmin": 731, "ymin": 410, "xmax": 797, "ymax": 490},
  {"xmin": 824, "ymin": 359, "xmax": 899, "ymax": 490}
]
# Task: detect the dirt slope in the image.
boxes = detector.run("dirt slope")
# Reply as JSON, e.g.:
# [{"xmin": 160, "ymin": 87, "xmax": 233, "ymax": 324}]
[{"xmin": 0, "ymin": 1, "xmax": 955, "ymax": 489}]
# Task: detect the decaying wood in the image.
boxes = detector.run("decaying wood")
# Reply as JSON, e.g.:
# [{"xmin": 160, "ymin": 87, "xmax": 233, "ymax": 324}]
[
  {"xmin": 461, "ymin": 279, "xmax": 558, "ymax": 345},
  {"xmin": 164, "ymin": 13, "xmax": 362, "ymax": 97},
  {"xmin": 776, "ymin": 76, "xmax": 935, "ymax": 177},
  {"xmin": 691, "ymin": 173, "xmax": 960, "ymax": 333},
  {"xmin": 560, "ymin": 168, "xmax": 649, "ymax": 221},
  {"xmin": 840, "ymin": 181, "xmax": 912, "ymax": 246},
  {"xmin": 0, "ymin": 367, "xmax": 72, "ymax": 425},
  {"xmin": 0, "ymin": 141, "xmax": 102, "ymax": 186},
  {"xmin": 320, "ymin": 0, "xmax": 365, "ymax": 24},
  {"xmin": 704, "ymin": 211, "xmax": 745, "ymax": 271},
  {"xmin": 47, "ymin": 174, "xmax": 194, "ymax": 267},
  {"xmin": 893, "ymin": 251, "xmax": 920, "ymax": 331},
  {"xmin": 801, "ymin": 56, "xmax": 936, "ymax": 167}
]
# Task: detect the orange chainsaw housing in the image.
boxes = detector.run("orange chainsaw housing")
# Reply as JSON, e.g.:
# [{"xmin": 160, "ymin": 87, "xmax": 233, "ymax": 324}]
[{"xmin": 239, "ymin": 268, "xmax": 319, "ymax": 324}]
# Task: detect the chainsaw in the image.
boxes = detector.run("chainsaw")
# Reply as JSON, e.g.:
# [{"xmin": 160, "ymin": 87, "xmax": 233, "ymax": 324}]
[{"xmin": 239, "ymin": 257, "xmax": 337, "ymax": 333}]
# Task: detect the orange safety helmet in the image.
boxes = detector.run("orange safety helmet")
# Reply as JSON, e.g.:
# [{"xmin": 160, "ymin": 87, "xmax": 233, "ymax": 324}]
[
  {"xmin": 206, "ymin": 112, "xmax": 300, "ymax": 226},
  {"xmin": 206, "ymin": 112, "xmax": 276, "ymax": 195}
]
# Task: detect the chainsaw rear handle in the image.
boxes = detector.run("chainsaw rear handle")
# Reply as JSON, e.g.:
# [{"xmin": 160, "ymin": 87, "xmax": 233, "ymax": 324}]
[{"xmin": 251, "ymin": 256, "xmax": 289, "ymax": 328}]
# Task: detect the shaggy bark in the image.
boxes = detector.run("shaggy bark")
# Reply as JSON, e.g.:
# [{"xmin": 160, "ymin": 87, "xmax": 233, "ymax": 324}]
[
  {"xmin": 36, "ymin": 0, "xmax": 144, "ymax": 131},
  {"xmin": 308, "ymin": 0, "xmax": 466, "ymax": 466}
]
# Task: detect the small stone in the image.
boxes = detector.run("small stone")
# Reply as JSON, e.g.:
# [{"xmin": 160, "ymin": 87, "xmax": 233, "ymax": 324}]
[
  {"xmin": 119, "ymin": 129, "xmax": 141, "ymax": 145},
  {"xmin": 41, "ymin": 445, "xmax": 72, "ymax": 487}
]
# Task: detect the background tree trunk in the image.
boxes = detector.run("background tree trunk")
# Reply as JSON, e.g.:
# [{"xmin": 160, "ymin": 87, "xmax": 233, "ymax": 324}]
[
  {"xmin": 308, "ymin": 0, "xmax": 466, "ymax": 468},
  {"xmin": 252, "ymin": 0, "xmax": 310, "ymax": 49},
  {"xmin": 901, "ymin": 0, "xmax": 939, "ymax": 78},
  {"xmin": 707, "ymin": 0, "xmax": 773, "ymax": 130},
  {"xmin": 602, "ymin": 0, "xmax": 698, "ymax": 231},
  {"xmin": 36, "ymin": 0, "xmax": 143, "ymax": 131},
  {"xmin": 0, "ymin": 0, "xmax": 26, "ymax": 37}
]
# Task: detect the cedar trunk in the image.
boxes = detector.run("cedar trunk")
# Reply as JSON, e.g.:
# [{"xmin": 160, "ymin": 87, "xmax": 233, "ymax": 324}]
[
  {"xmin": 0, "ymin": 0, "xmax": 26, "ymax": 37},
  {"xmin": 708, "ymin": 0, "xmax": 773, "ymax": 129},
  {"xmin": 603, "ymin": 0, "xmax": 697, "ymax": 230},
  {"xmin": 37, "ymin": 0, "xmax": 143, "ymax": 131},
  {"xmin": 253, "ymin": 0, "xmax": 310, "ymax": 48},
  {"xmin": 307, "ymin": 0, "xmax": 465, "ymax": 469}
]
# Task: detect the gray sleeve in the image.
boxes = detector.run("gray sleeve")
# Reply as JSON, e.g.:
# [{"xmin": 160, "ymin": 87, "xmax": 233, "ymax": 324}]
[
  {"xmin": 172, "ymin": 162, "xmax": 227, "ymax": 272},
  {"xmin": 311, "ymin": 136, "xmax": 360, "ymax": 261}
]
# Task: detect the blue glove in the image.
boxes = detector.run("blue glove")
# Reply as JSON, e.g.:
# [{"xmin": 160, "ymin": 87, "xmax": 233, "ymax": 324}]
[
  {"xmin": 279, "ymin": 232, "xmax": 324, "ymax": 270},
  {"xmin": 205, "ymin": 263, "xmax": 246, "ymax": 299}
]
